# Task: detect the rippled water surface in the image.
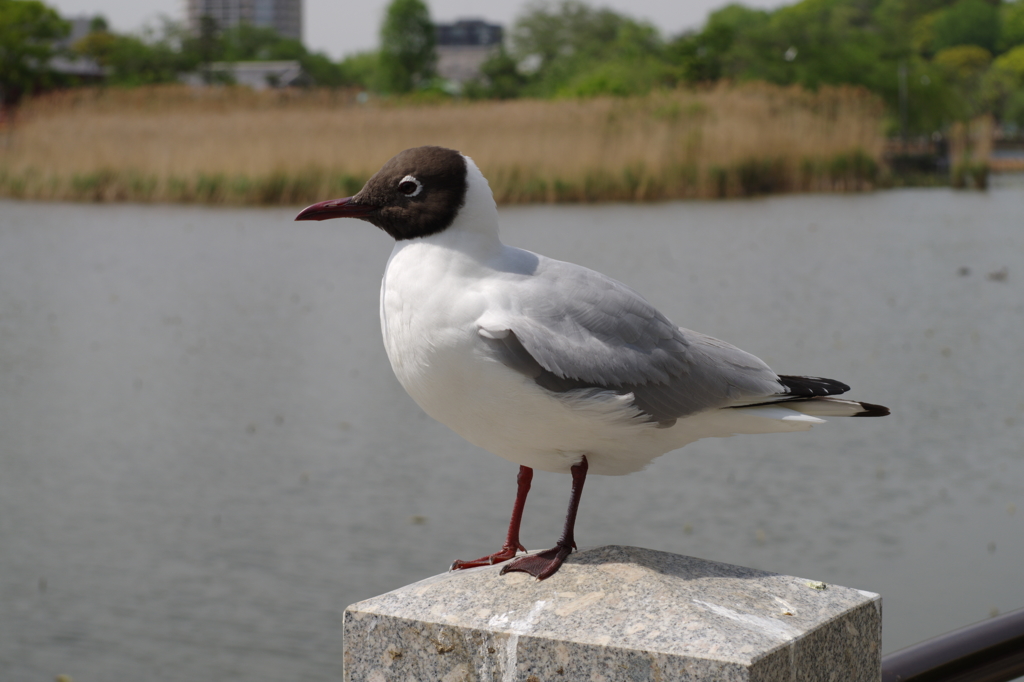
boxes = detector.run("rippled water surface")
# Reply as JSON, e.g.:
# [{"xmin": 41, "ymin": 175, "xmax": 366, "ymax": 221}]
[{"xmin": 2, "ymin": 186, "xmax": 1023, "ymax": 681}]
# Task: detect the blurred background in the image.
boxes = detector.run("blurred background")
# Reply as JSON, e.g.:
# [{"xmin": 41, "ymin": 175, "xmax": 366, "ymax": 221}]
[{"xmin": 1, "ymin": 0, "xmax": 1023, "ymax": 680}]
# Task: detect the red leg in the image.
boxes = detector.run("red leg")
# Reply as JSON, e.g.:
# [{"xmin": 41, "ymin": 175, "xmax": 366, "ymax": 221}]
[
  {"xmin": 500, "ymin": 455, "xmax": 588, "ymax": 581},
  {"xmin": 450, "ymin": 465, "xmax": 533, "ymax": 570}
]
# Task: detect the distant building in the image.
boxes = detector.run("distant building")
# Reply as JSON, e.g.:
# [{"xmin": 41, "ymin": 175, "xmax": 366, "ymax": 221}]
[
  {"xmin": 49, "ymin": 56, "xmax": 108, "ymax": 81},
  {"xmin": 435, "ymin": 19, "xmax": 502, "ymax": 84},
  {"xmin": 51, "ymin": 16, "xmax": 108, "ymax": 82},
  {"xmin": 187, "ymin": 0, "xmax": 302, "ymax": 41},
  {"xmin": 56, "ymin": 16, "xmax": 95, "ymax": 49},
  {"xmin": 180, "ymin": 61, "xmax": 303, "ymax": 89}
]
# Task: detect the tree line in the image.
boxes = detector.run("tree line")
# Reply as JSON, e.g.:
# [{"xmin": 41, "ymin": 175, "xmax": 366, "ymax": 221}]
[
  {"xmin": 2, "ymin": 0, "xmax": 1023, "ymax": 133},
  {"xmin": 427, "ymin": 0, "xmax": 1022, "ymax": 134}
]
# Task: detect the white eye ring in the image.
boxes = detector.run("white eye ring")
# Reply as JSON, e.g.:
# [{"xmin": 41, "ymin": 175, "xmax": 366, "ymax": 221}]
[{"xmin": 398, "ymin": 175, "xmax": 423, "ymax": 197}]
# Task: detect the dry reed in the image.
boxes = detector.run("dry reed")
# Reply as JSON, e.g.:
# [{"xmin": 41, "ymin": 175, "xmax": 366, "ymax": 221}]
[
  {"xmin": 948, "ymin": 115, "xmax": 993, "ymax": 188},
  {"xmin": 0, "ymin": 83, "xmax": 886, "ymax": 205}
]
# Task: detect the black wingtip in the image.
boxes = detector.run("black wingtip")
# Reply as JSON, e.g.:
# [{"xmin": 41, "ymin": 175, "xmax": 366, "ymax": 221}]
[
  {"xmin": 853, "ymin": 401, "xmax": 890, "ymax": 417},
  {"xmin": 778, "ymin": 375, "xmax": 851, "ymax": 397},
  {"xmin": 779, "ymin": 375, "xmax": 888, "ymax": 416}
]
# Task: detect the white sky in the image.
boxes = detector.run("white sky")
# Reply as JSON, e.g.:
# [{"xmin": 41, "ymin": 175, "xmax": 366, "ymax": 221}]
[{"xmin": 44, "ymin": 0, "xmax": 788, "ymax": 60}]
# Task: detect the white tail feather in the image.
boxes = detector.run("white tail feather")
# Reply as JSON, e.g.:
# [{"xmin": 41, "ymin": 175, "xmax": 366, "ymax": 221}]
[{"xmin": 785, "ymin": 397, "xmax": 875, "ymax": 417}]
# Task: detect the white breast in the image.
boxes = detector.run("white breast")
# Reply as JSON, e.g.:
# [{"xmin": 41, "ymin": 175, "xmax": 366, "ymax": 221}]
[{"xmin": 378, "ymin": 235, "xmax": 669, "ymax": 475}]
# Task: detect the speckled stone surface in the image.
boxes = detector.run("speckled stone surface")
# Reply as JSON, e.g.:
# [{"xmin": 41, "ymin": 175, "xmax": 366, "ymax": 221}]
[{"xmin": 343, "ymin": 545, "xmax": 881, "ymax": 682}]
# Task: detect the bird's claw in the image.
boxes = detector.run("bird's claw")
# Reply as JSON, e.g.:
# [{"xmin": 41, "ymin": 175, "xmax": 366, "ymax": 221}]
[{"xmin": 449, "ymin": 545, "xmax": 522, "ymax": 571}]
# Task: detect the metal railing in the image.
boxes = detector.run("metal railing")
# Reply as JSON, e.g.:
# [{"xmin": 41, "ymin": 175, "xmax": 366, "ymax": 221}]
[{"xmin": 882, "ymin": 606, "xmax": 1024, "ymax": 682}]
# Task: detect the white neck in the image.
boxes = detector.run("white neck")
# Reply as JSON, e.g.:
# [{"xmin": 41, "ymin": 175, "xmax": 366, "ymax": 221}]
[{"xmin": 424, "ymin": 155, "xmax": 502, "ymax": 256}]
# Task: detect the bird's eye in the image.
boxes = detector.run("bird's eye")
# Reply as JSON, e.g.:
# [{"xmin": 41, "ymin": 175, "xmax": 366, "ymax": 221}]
[{"xmin": 398, "ymin": 175, "xmax": 422, "ymax": 197}]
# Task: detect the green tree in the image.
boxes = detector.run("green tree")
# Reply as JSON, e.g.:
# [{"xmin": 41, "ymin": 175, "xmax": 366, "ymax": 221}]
[
  {"xmin": 76, "ymin": 19, "xmax": 199, "ymax": 86},
  {"xmin": 297, "ymin": 51, "xmax": 349, "ymax": 87},
  {"xmin": 512, "ymin": 1, "xmax": 634, "ymax": 74},
  {"xmin": 509, "ymin": 1, "xmax": 667, "ymax": 96},
  {"xmin": 180, "ymin": 20, "xmax": 348, "ymax": 87},
  {"xmin": 933, "ymin": 43, "xmax": 992, "ymax": 117},
  {"xmin": 666, "ymin": 0, "xmax": 961, "ymax": 132},
  {"xmin": 339, "ymin": 50, "xmax": 383, "ymax": 88},
  {"xmin": 909, "ymin": 10, "xmax": 941, "ymax": 55},
  {"xmin": 932, "ymin": 0, "xmax": 1000, "ymax": 52},
  {"xmin": 73, "ymin": 19, "xmax": 118, "ymax": 65},
  {"xmin": 190, "ymin": 15, "xmax": 222, "ymax": 67},
  {"xmin": 696, "ymin": 0, "xmax": 892, "ymax": 94},
  {"xmin": 981, "ymin": 44, "xmax": 1024, "ymax": 121},
  {"xmin": 104, "ymin": 33, "xmax": 195, "ymax": 85},
  {"xmin": 0, "ymin": 0, "xmax": 69, "ymax": 106},
  {"xmin": 934, "ymin": 43, "xmax": 993, "ymax": 78},
  {"xmin": 666, "ymin": 4, "xmax": 769, "ymax": 83},
  {"xmin": 464, "ymin": 46, "xmax": 529, "ymax": 99},
  {"xmin": 1000, "ymin": 0, "xmax": 1024, "ymax": 50},
  {"xmin": 217, "ymin": 22, "xmax": 308, "ymax": 62},
  {"xmin": 992, "ymin": 42, "xmax": 1024, "ymax": 76},
  {"xmin": 220, "ymin": 22, "xmax": 281, "ymax": 60},
  {"xmin": 378, "ymin": 0, "xmax": 435, "ymax": 93}
]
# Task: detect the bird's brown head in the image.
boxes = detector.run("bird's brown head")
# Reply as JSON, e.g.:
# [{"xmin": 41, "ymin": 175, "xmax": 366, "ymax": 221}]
[{"xmin": 294, "ymin": 146, "xmax": 468, "ymax": 241}]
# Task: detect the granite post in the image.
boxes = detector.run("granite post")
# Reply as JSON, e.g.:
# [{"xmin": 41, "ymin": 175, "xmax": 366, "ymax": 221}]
[{"xmin": 343, "ymin": 545, "xmax": 881, "ymax": 681}]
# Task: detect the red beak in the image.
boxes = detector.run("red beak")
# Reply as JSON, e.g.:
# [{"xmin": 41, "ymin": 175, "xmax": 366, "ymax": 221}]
[{"xmin": 294, "ymin": 197, "xmax": 376, "ymax": 222}]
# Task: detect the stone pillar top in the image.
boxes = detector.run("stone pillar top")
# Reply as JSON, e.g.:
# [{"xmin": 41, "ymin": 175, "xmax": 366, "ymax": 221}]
[{"xmin": 345, "ymin": 545, "xmax": 881, "ymax": 681}]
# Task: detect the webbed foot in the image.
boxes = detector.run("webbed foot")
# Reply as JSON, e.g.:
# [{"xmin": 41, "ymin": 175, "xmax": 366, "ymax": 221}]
[
  {"xmin": 449, "ymin": 543, "xmax": 526, "ymax": 570},
  {"xmin": 499, "ymin": 543, "xmax": 573, "ymax": 580}
]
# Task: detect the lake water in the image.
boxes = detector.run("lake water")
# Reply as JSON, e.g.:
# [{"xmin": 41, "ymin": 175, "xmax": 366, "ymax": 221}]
[{"xmin": 2, "ymin": 185, "xmax": 1023, "ymax": 681}]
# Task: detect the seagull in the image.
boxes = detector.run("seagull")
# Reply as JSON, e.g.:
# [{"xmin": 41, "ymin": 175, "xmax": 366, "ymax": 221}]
[{"xmin": 295, "ymin": 146, "xmax": 889, "ymax": 581}]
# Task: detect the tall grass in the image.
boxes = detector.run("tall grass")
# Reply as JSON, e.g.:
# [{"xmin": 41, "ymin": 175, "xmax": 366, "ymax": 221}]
[
  {"xmin": 0, "ymin": 83, "xmax": 885, "ymax": 204},
  {"xmin": 948, "ymin": 115, "xmax": 993, "ymax": 189}
]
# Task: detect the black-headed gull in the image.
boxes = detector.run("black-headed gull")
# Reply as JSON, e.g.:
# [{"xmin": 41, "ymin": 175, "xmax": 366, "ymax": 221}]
[{"xmin": 296, "ymin": 146, "xmax": 889, "ymax": 580}]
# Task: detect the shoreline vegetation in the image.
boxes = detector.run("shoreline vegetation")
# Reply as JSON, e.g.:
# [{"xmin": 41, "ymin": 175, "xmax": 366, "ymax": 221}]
[{"xmin": 0, "ymin": 83, "xmax": 889, "ymax": 205}]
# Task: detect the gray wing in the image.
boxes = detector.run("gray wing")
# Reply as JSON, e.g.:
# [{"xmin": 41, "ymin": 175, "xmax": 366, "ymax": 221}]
[{"xmin": 478, "ymin": 257, "xmax": 799, "ymax": 424}]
